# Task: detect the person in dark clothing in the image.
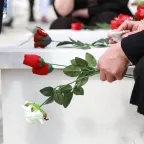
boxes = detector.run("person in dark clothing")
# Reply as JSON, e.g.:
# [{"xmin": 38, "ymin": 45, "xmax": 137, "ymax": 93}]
[
  {"xmin": 98, "ymin": 20, "xmax": 144, "ymax": 115},
  {"xmin": 0, "ymin": 0, "xmax": 4, "ymax": 33},
  {"xmin": 28, "ymin": 0, "xmax": 35, "ymax": 22},
  {"xmin": 50, "ymin": 0, "xmax": 132, "ymax": 29}
]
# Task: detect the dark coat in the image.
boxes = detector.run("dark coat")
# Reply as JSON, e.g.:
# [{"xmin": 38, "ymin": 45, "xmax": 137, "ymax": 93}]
[
  {"xmin": 122, "ymin": 31, "xmax": 144, "ymax": 115},
  {"xmin": 0, "ymin": 0, "xmax": 4, "ymax": 33},
  {"xmin": 88, "ymin": 0, "xmax": 132, "ymax": 17},
  {"xmin": 53, "ymin": 0, "xmax": 132, "ymax": 17}
]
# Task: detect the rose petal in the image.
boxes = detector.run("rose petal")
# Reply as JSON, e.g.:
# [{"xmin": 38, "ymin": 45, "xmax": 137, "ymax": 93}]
[
  {"xmin": 32, "ymin": 64, "xmax": 50, "ymax": 75},
  {"xmin": 71, "ymin": 22, "xmax": 82, "ymax": 30}
]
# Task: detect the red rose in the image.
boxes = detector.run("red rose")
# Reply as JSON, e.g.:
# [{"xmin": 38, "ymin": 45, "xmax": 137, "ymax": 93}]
[
  {"xmin": 34, "ymin": 43, "xmax": 45, "ymax": 48},
  {"xmin": 137, "ymin": 6, "xmax": 144, "ymax": 10},
  {"xmin": 23, "ymin": 54, "xmax": 45, "ymax": 68},
  {"xmin": 33, "ymin": 26, "xmax": 48, "ymax": 38},
  {"xmin": 135, "ymin": 6, "xmax": 144, "ymax": 20},
  {"xmin": 117, "ymin": 14, "xmax": 132, "ymax": 25},
  {"xmin": 110, "ymin": 20, "xmax": 119, "ymax": 30},
  {"xmin": 71, "ymin": 22, "xmax": 82, "ymax": 30},
  {"xmin": 32, "ymin": 63, "xmax": 54, "ymax": 75},
  {"xmin": 33, "ymin": 26, "xmax": 52, "ymax": 48},
  {"xmin": 118, "ymin": 14, "xmax": 132, "ymax": 20},
  {"xmin": 110, "ymin": 14, "xmax": 133, "ymax": 30}
]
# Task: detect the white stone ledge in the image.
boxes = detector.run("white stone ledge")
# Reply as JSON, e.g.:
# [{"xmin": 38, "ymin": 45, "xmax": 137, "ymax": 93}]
[{"xmin": 0, "ymin": 30, "xmax": 134, "ymax": 75}]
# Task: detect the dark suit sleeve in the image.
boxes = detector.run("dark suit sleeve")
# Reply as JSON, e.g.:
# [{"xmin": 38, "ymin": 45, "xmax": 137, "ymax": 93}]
[
  {"xmin": 88, "ymin": 0, "xmax": 129, "ymax": 17},
  {"xmin": 0, "ymin": 0, "xmax": 4, "ymax": 33},
  {"xmin": 121, "ymin": 30, "xmax": 144, "ymax": 65}
]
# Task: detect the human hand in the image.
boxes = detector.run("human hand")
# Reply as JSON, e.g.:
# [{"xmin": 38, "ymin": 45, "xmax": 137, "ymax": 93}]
[
  {"xmin": 97, "ymin": 42, "xmax": 129, "ymax": 83},
  {"xmin": 72, "ymin": 8, "xmax": 89, "ymax": 18},
  {"xmin": 108, "ymin": 20, "xmax": 144, "ymax": 44}
]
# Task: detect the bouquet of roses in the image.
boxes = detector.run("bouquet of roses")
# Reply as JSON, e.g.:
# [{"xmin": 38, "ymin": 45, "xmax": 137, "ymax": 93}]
[
  {"xmin": 21, "ymin": 22, "xmax": 133, "ymax": 124},
  {"xmin": 22, "ymin": 52, "xmax": 133, "ymax": 124}
]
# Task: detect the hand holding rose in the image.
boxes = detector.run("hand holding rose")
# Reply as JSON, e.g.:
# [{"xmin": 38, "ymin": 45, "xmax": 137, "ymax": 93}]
[
  {"xmin": 97, "ymin": 42, "xmax": 129, "ymax": 82},
  {"xmin": 109, "ymin": 20, "xmax": 144, "ymax": 44},
  {"xmin": 98, "ymin": 19, "xmax": 144, "ymax": 83}
]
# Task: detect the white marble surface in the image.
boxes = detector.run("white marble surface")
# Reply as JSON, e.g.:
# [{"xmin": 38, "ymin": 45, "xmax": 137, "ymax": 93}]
[
  {"xmin": 0, "ymin": 30, "xmax": 110, "ymax": 144},
  {"xmin": 2, "ymin": 70, "xmax": 144, "ymax": 144},
  {"xmin": 0, "ymin": 30, "xmax": 109, "ymax": 69},
  {"xmin": 0, "ymin": 0, "xmax": 139, "ymax": 143},
  {"xmin": 0, "ymin": 30, "xmax": 134, "ymax": 73},
  {"xmin": 0, "ymin": 30, "xmax": 143, "ymax": 144}
]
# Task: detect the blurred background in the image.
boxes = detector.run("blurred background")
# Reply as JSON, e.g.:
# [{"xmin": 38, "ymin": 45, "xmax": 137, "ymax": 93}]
[
  {"xmin": 0, "ymin": 0, "xmax": 56, "ymax": 44},
  {"xmin": 0, "ymin": 0, "xmax": 136, "ymax": 45}
]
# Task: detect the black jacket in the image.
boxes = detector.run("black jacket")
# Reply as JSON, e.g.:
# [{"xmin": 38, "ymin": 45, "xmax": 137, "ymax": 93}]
[
  {"xmin": 0, "ymin": 0, "xmax": 4, "ymax": 33},
  {"xmin": 121, "ymin": 31, "xmax": 144, "ymax": 115},
  {"xmin": 121, "ymin": 31, "xmax": 144, "ymax": 65},
  {"xmin": 53, "ymin": 0, "xmax": 132, "ymax": 17},
  {"xmin": 88, "ymin": 0, "xmax": 132, "ymax": 17}
]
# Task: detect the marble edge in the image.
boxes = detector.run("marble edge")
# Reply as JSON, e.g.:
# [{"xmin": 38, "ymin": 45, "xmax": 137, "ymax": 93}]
[
  {"xmin": 0, "ymin": 49, "xmax": 107, "ymax": 69},
  {"xmin": 0, "ymin": 48, "xmax": 135, "ymax": 76}
]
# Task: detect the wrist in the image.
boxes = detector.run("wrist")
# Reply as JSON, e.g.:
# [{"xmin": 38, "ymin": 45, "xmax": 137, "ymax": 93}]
[
  {"xmin": 119, "ymin": 42, "xmax": 129, "ymax": 63},
  {"xmin": 112, "ymin": 42, "xmax": 129, "ymax": 64}
]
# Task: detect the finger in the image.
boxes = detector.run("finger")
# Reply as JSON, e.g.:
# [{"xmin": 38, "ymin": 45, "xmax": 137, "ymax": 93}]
[
  {"xmin": 115, "ymin": 66, "xmax": 128, "ymax": 80},
  {"xmin": 117, "ymin": 20, "xmax": 137, "ymax": 32},
  {"xmin": 109, "ymin": 39, "xmax": 116, "ymax": 44},
  {"xmin": 121, "ymin": 31, "xmax": 138, "ymax": 38},
  {"xmin": 115, "ymin": 73, "xmax": 123, "ymax": 80},
  {"xmin": 100, "ymin": 71, "xmax": 106, "ymax": 81},
  {"xmin": 108, "ymin": 31, "xmax": 117, "ymax": 38},
  {"xmin": 108, "ymin": 33, "xmax": 112, "ymax": 38},
  {"xmin": 106, "ymin": 73, "xmax": 116, "ymax": 83},
  {"xmin": 132, "ymin": 21, "xmax": 140, "ymax": 31}
]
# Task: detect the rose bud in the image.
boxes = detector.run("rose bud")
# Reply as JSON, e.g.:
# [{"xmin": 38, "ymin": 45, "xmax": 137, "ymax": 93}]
[
  {"xmin": 32, "ymin": 26, "xmax": 52, "ymax": 48},
  {"xmin": 32, "ymin": 63, "xmax": 54, "ymax": 75},
  {"xmin": 71, "ymin": 22, "xmax": 82, "ymax": 30},
  {"xmin": 135, "ymin": 6, "xmax": 144, "ymax": 20},
  {"xmin": 23, "ymin": 54, "xmax": 45, "ymax": 68}
]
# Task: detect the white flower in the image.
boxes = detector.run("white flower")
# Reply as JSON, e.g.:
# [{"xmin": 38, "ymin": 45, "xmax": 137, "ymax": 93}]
[
  {"xmin": 109, "ymin": 30, "xmax": 129, "ymax": 42},
  {"xmin": 21, "ymin": 101, "xmax": 49, "ymax": 124}
]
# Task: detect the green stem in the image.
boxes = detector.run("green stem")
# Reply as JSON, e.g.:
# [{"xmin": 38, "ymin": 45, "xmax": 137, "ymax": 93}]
[
  {"xmin": 55, "ymin": 70, "xmax": 99, "ymax": 90},
  {"xmin": 39, "ymin": 101, "xmax": 47, "ymax": 108},
  {"xmin": 39, "ymin": 70, "xmax": 133, "ymax": 108},
  {"xmin": 52, "ymin": 40, "xmax": 61, "ymax": 43},
  {"xmin": 50, "ymin": 63, "xmax": 67, "ymax": 67},
  {"xmin": 40, "ymin": 70, "xmax": 99, "ymax": 108},
  {"xmin": 54, "ymin": 68, "xmax": 64, "ymax": 70}
]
